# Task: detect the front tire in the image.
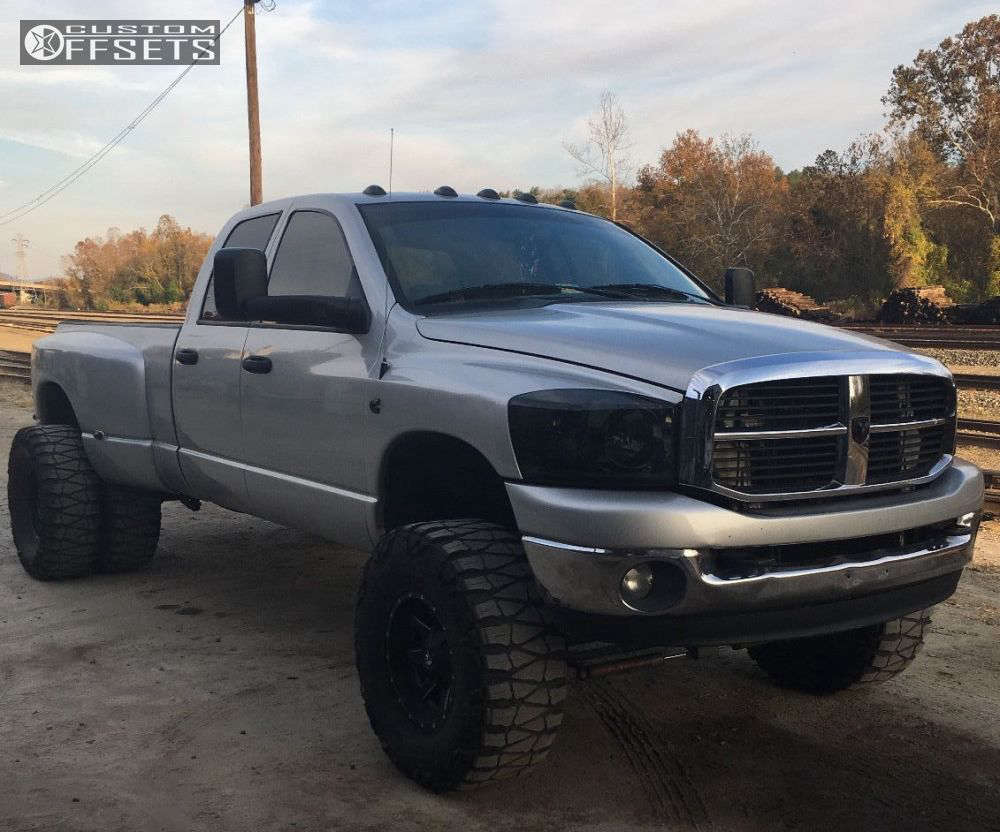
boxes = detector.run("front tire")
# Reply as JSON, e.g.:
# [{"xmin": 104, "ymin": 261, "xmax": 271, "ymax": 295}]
[
  {"xmin": 748, "ymin": 609, "xmax": 932, "ymax": 694},
  {"xmin": 355, "ymin": 520, "xmax": 568, "ymax": 791},
  {"xmin": 8, "ymin": 425, "xmax": 102, "ymax": 580}
]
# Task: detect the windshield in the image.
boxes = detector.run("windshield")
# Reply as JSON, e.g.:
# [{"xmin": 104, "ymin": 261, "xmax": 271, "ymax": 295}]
[{"xmin": 358, "ymin": 201, "xmax": 713, "ymax": 311}]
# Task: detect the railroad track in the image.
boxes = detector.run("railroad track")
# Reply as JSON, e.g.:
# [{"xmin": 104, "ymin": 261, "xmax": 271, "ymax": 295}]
[
  {"xmin": 956, "ymin": 418, "xmax": 1000, "ymax": 450},
  {"xmin": 953, "ymin": 372, "xmax": 1000, "ymax": 390},
  {"xmin": 983, "ymin": 469, "xmax": 1000, "ymax": 511},
  {"xmin": 0, "ymin": 350, "xmax": 30, "ymax": 383},
  {"xmin": 841, "ymin": 325, "xmax": 1000, "ymax": 350},
  {"xmin": 0, "ymin": 308, "xmax": 183, "ymax": 334}
]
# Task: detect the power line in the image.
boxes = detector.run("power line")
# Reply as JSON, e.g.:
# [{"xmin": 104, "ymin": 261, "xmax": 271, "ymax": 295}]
[{"xmin": 0, "ymin": 7, "xmax": 244, "ymax": 228}]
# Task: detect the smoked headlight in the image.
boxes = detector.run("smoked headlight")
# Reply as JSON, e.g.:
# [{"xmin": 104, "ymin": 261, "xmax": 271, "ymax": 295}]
[{"xmin": 508, "ymin": 389, "xmax": 678, "ymax": 488}]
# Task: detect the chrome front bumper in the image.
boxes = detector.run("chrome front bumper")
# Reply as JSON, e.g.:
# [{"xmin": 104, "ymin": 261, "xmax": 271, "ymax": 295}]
[{"xmin": 509, "ymin": 459, "xmax": 983, "ymax": 617}]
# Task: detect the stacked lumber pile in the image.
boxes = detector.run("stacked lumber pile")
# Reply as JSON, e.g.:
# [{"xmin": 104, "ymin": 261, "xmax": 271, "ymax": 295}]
[
  {"xmin": 754, "ymin": 288, "xmax": 833, "ymax": 320},
  {"xmin": 877, "ymin": 286, "xmax": 953, "ymax": 324}
]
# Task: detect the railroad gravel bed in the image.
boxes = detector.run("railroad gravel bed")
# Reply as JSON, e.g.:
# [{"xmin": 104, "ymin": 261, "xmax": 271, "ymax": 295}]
[
  {"xmin": 958, "ymin": 389, "xmax": 1000, "ymax": 421},
  {"xmin": 917, "ymin": 347, "xmax": 1000, "ymax": 368}
]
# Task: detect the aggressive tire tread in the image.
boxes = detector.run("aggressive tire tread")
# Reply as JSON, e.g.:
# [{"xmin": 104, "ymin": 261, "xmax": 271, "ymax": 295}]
[
  {"xmin": 355, "ymin": 519, "xmax": 567, "ymax": 791},
  {"xmin": 748, "ymin": 609, "xmax": 932, "ymax": 693},
  {"xmin": 8, "ymin": 424, "xmax": 102, "ymax": 580},
  {"xmin": 99, "ymin": 485, "xmax": 161, "ymax": 573}
]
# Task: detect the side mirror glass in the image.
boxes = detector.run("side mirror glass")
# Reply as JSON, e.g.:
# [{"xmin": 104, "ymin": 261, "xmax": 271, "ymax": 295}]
[
  {"xmin": 724, "ymin": 267, "xmax": 755, "ymax": 307},
  {"xmin": 213, "ymin": 248, "xmax": 268, "ymax": 319}
]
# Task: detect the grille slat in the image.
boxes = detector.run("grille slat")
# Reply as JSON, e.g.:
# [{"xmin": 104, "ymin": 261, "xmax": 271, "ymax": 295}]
[
  {"xmin": 870, "ymin": 375, "xmax": 952, "ymax": 424},
  {"xmin": 711, "ymin": 373, "xmax": 953, "ymax": 496}
]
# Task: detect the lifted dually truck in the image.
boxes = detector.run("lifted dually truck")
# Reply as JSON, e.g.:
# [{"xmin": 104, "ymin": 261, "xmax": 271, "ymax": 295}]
[{"xmin": 9, "ymin": 188, "xmax": 984, "ymax": 791}]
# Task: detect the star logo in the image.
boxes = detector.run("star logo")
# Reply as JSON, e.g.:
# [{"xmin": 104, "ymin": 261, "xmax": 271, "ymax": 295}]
[{"xmin": 24, "ymin": 24, "xmax": 64, "ymax": 61}]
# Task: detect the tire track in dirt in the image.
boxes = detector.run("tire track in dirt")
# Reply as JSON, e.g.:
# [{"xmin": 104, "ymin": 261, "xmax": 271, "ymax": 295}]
[{"xmin": 582, "ymin": 678, "xmax": 712, "ymax": 829}]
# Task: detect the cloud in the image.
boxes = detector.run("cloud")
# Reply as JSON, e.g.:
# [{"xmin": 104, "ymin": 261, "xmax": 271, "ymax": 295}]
[{"xmin": 0, "ymin": 0, "xmax": 995, "ymax": 276}]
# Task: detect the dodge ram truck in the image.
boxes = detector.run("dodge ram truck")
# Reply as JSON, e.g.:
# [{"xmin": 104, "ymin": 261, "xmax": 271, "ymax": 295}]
[{"xmin": 9, "ymin": 188, "xmax": 984, "ymax": 791}]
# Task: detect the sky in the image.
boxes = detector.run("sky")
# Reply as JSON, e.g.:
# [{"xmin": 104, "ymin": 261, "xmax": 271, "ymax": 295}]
[{"xmin": 0, "ymin": 0, "xmax": 994, "ymax": 279}]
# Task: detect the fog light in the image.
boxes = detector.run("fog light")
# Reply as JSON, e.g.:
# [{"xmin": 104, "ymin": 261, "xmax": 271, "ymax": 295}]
[{"xmin": 621, "ymin": 564, "xmax": 654, "ymax": 601}]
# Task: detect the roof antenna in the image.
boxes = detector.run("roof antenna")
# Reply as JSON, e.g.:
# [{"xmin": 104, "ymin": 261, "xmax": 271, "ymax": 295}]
[{"xmin": 388, "ymin": 128, "xmax": 394, "ymax": 197}]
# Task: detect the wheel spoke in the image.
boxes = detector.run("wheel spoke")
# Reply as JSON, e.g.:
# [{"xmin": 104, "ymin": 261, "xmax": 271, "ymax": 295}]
[{"xmin": 386, "ymin": 595, "xmax": 454, "ymax": 731}]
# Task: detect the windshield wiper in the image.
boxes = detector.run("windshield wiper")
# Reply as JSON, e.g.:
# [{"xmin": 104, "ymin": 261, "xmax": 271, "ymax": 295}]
[
  {"xmin": 412, "ymin": 282, "xmax": 622, "ymax": 306},
  {"xmin": 590, "ymin": 283, "xmax": 709, "ymax": 302}
]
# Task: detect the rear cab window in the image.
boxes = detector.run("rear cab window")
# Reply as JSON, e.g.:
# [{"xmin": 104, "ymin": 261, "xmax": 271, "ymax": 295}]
[{"xmin": 200, "ymin": 212, "xmax": 280, "ymax": 321}]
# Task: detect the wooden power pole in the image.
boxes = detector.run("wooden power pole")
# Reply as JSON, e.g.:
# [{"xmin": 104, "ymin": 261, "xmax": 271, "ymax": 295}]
[{"xmin": 244, "ymin": 0, "xmax": 263, "ymax": 205}]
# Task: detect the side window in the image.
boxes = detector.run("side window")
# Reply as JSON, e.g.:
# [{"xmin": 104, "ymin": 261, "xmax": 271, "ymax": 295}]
[
  {"xmin": 200, "ymin": 213, "xmax": 280, "ymax": 321},
  {"xmin": 268, "ymin": 211, "xmax": 359, "ymax": 298}
]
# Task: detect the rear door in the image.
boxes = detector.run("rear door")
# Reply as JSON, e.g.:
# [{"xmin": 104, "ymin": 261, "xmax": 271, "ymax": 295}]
[
  {"xmin": 239, "ymin": 206, "xmax": 375, "ymax": 547},
  {"xmin": 172, "ymin": 211, "xmax": 281, "ymax": 510}
]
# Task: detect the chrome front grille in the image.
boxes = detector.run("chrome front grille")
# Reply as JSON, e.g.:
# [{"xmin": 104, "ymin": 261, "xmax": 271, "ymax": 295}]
[
  {"xmin": 866, "ymin": 375, "xmax": 954, "ymax": 485},
  {"xmin": 709, "ymin": 373, "xmax": 955, "ymax": 498}
]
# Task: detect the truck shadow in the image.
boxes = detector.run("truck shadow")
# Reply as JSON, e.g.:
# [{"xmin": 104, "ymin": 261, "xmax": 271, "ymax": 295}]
[{"xmin": 117, "ymin": 505, "xmax": 1000, "ymax": 831}]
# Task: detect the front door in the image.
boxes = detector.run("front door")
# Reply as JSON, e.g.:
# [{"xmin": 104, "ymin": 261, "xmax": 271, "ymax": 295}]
[
  {"xmin": 172, "ymin": 211, "xmax": 281, "ymax": 510},
  {"xmin": 240, "ymin": 207, "xmax": 376, "ymax": 547}
]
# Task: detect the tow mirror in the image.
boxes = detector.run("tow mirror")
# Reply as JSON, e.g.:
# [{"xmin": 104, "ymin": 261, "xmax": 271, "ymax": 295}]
[
  {"xmin": 213, "ymin": 248, "xmax": 268, "ymax": 319},
  {"xmin": 243, "ymin": 295, "xmax": 370, "ymax": 333},
  {"xmin": 724, "ymin": 267, "xmax": 755, "ymax": 307}
]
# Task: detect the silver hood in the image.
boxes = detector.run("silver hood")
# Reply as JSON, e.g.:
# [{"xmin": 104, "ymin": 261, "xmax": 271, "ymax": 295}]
[{"xmin": 415, "ymin": 302, "xmax": 902, "ymax": 391}]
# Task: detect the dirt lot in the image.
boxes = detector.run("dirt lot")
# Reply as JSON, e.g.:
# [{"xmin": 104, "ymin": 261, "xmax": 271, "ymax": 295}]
[{"xmin": 2, "ymin": 398, "xmax": 1000, "ymax": 832}]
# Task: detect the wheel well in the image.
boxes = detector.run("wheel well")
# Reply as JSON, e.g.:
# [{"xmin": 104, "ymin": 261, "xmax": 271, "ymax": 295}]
[
  {"xmin": 36, "ymin": 383, "xmax": 79, "ymax": 429},
  {"xmin": 380, "ymin": 432, "xmax": 516, "ymax": 531}
]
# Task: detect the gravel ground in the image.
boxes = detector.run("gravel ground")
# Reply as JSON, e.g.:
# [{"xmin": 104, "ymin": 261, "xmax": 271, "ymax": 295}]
[
  {"xmin": 918, "ymin": 347, "xmax": 1000, "ymax": 368},
  {"xmin": 957, "ymin": 388, "xmax": 1000, "ymax": 421},
  {"xmin": 957, "ymin": 443, "xmax": 1000, "ymax": 473},
  {"xmin": 2, "ymin": 400, "xmax": 1000, "ymax": 832}
]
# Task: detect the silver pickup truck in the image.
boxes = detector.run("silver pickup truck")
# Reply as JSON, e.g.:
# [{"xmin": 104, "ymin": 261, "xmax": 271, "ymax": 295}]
[{"xmin": 9, "ymin": 188, "xmax": 984, "ymax": 791}]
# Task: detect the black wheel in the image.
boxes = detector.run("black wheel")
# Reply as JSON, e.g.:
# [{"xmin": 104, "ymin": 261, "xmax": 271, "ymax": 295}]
[
  {"xmin": 8, "ymin": 424, "xmax": 102, "ymax": 580},
  {"xmin": 355, "ymin": 520, "xmax": 568, "ymax": 791},
  {"xmin": 98, "ymin": 485, "xmax": 161, "ymax": 573},
  {"xmin": 748, "ymin": 609, "xmax": 932, "ymax": 694}
]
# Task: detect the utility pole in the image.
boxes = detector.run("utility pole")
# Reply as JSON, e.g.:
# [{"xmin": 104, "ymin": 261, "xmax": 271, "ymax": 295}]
[
  {"xmin": 243, "ymin": 0, "xmax": 263, "ymax": 205},
  {"xmin": 11, "ymin": 234, "xmax": 29, "ymax": 284}
]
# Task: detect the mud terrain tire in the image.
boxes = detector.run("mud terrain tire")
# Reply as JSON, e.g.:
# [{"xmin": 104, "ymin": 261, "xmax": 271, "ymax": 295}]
[
  {"xmin": 355, "ymin": 520, "xmax": 567, "ymax": 791},
  {"xmin": 98, "ymin": 485, "xmax": 162, "ymax": 573},
  {"xmin": 8, "ymin": 425, "xmax": 102, "ymax": 580},
  {"xmin": 748, "ymin": 609, "xmax": 932, "ymax": 693}
]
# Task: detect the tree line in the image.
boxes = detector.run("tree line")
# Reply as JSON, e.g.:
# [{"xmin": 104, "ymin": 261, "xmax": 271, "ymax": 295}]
[
  {"xmin": 56, "ymin": 215, "xmax": 211, "ymax": 311},
  {"xmin": 56, "ymin": 15, "xmax": 998, "ymax": 318},
  {"xmin": 530, "ymin": 15, "xmax": 1000, "ymax": 314}
]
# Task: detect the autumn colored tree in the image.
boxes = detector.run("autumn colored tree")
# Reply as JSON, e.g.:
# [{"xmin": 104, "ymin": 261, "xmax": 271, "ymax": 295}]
[
  {"xmin": 628, "ymin": 130, "xmax": 786, "ymax": 288},
  {"xmin": 885, "ymin": 14, "xmax": 1000, "ymax": 295},
  {"xmin": 60, "ymin": 215, "xmax": 211, "ymax": 310}
]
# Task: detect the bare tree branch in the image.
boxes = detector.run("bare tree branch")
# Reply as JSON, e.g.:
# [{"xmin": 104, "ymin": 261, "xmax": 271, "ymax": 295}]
[{"xmin": 563, "ymin": 90, "xmax": 634, "ymax": 220}]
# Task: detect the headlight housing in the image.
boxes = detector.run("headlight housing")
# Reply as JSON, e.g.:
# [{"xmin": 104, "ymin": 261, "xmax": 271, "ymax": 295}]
[{"xmin": 508, "ymin": 389, "xmax": 678, "ymax": 488}]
